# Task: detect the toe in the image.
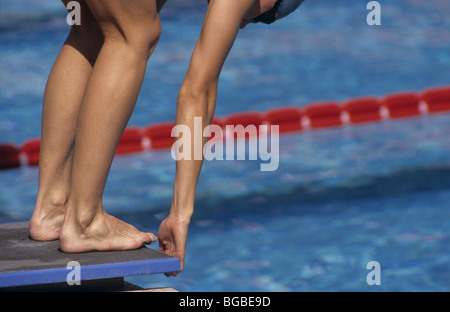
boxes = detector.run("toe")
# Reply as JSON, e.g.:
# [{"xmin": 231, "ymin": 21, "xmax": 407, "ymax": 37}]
[{"xmin": 141, "ymin": 233, "xmax": 157, "ymax": 245}]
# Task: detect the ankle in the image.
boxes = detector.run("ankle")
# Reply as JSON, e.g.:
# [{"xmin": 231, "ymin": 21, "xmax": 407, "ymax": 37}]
[
  {"xmin": 35, "ymin": 189, "xmax": 68, "ymax": 211},
  {"xmin": 62, "ymin": 200, "xmax": 104, "ymax": 231}
]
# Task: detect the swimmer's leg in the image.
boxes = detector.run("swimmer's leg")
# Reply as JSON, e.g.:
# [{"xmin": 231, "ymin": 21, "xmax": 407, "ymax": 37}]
[
  {"xmin": 30, "ymin": 0, "xmax": 103, "ymax": 241},
  {"xmin": 59, "ymin": 0, "xmax": 161, "ymax": 252}
]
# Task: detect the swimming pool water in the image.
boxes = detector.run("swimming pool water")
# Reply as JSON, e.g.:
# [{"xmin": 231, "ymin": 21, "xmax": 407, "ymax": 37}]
[
  {"xmin": 128, "ymin": 116, "xmax": 450, "ymax": 292},
  {"xmin": 1, "ymin": 0, "xmax": 450, "ymax": 291}
]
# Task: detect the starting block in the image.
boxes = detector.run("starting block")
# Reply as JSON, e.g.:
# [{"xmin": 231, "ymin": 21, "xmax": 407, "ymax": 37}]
[{"xmin": 0, "ymin": 222, "xmax": 180, "ymax": 291}]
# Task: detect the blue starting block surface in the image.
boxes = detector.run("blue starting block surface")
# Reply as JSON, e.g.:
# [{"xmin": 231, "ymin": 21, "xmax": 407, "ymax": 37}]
[{"xmin": 0, "ymin": 222, "xmax": 180, "ymax": 289}]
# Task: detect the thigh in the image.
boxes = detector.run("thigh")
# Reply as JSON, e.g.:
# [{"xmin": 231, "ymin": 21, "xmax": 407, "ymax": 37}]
[
  {"xmin": 83, "ymin": 0, "xmax": 160, "ymax": 44},
  {"xmin": 84, "ymin": 0, "xmax": 159, "ymax": 28}
]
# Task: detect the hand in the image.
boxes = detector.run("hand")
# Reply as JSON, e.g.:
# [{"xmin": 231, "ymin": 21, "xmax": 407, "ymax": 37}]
[{"xmin": 158, "ymin": 214, "xmax": 190, "ymax": 277}]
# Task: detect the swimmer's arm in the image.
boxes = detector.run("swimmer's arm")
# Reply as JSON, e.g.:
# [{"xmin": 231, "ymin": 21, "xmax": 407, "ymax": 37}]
[
  {"xmin": 170, "ymin": 0, "xmax": 258, "ymax": 220},
  {"xmin": 160, "ymin": 0, "xmax": 258, "ymax": 275}
]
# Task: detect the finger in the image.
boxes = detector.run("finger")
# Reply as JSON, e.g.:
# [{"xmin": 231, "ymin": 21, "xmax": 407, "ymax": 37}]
[
  {"xmin": 158, "ymin": 239, "xmax": 170, "ymax": 253},
  {"xmin": 164, "ymin": 271, "xmax": 179, "ymax": 277}
]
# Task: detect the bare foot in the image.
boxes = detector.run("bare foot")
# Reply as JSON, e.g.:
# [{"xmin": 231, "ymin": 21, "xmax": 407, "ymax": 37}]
[
  {"xmin": 29, "ymin": 203, "xmax": 65, "ymax": 241},
  {"xmin": 59, "ymin": 211, "xmax": 156, "ymax": 253}
]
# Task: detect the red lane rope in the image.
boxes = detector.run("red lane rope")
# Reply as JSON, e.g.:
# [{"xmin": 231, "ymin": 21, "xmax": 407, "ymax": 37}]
[{"xmin": 1, "ymin": 85, "xmax": 449, "ymax": 170}]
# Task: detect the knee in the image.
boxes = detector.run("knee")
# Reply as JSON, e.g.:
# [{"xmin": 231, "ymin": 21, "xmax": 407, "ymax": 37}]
[
  {"xmin": 100, "ymin": 14, "xmax": 162, "ymax": 60},
  {"xmin": 178, "ymin": 80, "xmax": 207, "ymax": 106},
  {"xmin": 137, "ymin": 16, "xmax": 162, "ymax": 59},
  {"xmin": 178, "ymin": 77, "xmax": 217, "ymax": 119},
  {"xmin": 179, "ymin": 74, "xmax": 217, "ymax": 102}
]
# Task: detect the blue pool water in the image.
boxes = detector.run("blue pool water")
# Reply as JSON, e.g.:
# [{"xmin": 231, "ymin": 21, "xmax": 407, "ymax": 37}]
[{"xmin": 1, "ymin": 0, "xmax": 450, "ymax": 291}]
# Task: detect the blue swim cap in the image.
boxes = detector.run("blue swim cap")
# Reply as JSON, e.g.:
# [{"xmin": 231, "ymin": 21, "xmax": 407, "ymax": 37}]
[
  {"xmin": 277, "ymin": 0, "xmax": 304, "ymax": 20},
  {"xmin": 252, "ymin": 0, "xmax": 304, "ymax": 24}
]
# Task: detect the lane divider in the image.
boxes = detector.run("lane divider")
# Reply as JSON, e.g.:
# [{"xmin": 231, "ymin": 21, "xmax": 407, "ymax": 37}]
[{"xmin": 1, "ymin": 85, "xmax": 449, "ymax": 170}]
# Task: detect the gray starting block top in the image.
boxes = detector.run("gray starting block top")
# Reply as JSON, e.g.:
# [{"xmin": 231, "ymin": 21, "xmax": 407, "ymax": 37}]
[{"xmin": 0, "ymin": 222, "xmax": 180, "ymax": 288}]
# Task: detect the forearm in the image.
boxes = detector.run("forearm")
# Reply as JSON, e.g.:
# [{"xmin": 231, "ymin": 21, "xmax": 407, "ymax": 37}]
[
  {"xmin": 170, "ymin": 83, "xmax": 217, "ymax": 220},
  {"xmin": 169, "ymin": 0, "xmax": 257, "ymax": 220}
]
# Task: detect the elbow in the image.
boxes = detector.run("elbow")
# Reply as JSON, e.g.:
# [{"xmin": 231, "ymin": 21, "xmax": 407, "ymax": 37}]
[
  {"xmin": 177, "ymin": 77, "xmax": 218, "ymax": 121},
  {"xmin": 178, "ymin": 81, "xmax": 207, "ymax": 106}
]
